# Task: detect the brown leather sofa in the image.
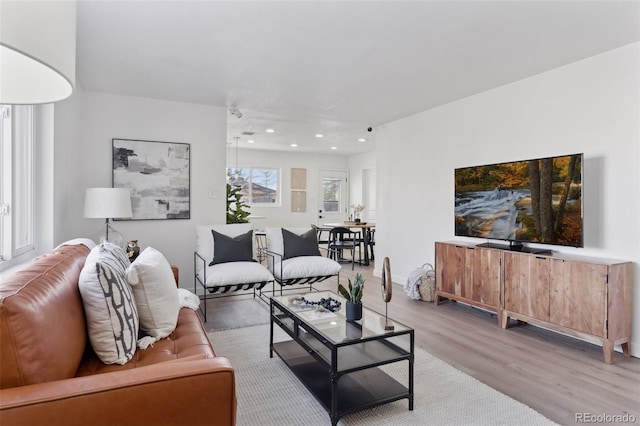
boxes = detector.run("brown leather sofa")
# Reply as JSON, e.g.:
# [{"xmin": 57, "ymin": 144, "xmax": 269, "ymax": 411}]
[{"xmin": 0, "ymin": 244, "xmax": 236, "ymax": 425}]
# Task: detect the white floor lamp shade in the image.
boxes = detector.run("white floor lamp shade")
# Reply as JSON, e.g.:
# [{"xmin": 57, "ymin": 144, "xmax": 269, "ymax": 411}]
[
  {"xmin": 84, "ymin": 188, "xmax": 133, "ymax": 248},
  {"xmin": 0, "ymin": 0, "xmax": 76, "ymax": 104}
]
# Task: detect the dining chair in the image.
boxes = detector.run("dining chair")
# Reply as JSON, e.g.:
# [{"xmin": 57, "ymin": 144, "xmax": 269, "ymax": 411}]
[
  {"xmin": 311, "ymin": 224, "xmax": 331, "ymax": 253},
  {"xmin": 367, "ymin": 228, "xmax": 375, "ymax": 261},
  {"xmin": 327, "ymin": 227, "xmax": 362, "ymax": 270}
]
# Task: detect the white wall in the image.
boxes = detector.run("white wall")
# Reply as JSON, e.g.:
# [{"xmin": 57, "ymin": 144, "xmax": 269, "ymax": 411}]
[
  {"xmin": 229, "ymin": 147, "xmax": 349, "ymax": 229},
  {"xmin": 376, "ymin": 43, "xmax": 640, "ymax": 356},
  {"xmin": 54, "ymin": 91, "xmax": 227, "ymax": 286},
  {"xmin": 53, "ymin": 84, "xmax": 84, "ymax": 245}
]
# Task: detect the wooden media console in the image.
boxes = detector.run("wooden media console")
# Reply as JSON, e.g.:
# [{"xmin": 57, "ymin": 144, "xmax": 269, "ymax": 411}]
[{"xmin": 435, "ymin": 241, "xmax": 632, "ymax": 364}]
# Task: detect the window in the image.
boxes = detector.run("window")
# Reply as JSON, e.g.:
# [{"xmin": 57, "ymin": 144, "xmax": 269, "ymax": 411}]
[
  {"xmin": 322, "ymin": 177, "xmax": 342, "ymax": 212},
  {"xmin": 229, "ymin": 167, "xmax": 279, "ymax": 205},
  {"xmin": 0, "ymin": 105, "xmax": 35, "ymax": 262}
]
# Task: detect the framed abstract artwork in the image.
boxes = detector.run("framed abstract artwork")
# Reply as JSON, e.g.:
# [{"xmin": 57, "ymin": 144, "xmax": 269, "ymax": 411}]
[{"xmin": 112, "ymin": 138, "xmax": 190, "ymax": 220}]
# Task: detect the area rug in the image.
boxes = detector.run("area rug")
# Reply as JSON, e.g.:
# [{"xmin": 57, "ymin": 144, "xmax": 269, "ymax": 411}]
[
  {"xmin": 208, "ymin": 324, "xmax": 557, "ymax": 426},
  {"xmin": 202, "ymin": 296, "xmax": 270, "ymax": 332}
]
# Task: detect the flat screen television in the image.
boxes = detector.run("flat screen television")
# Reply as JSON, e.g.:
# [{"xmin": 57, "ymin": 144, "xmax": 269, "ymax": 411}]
[{"xmin": 455, "ymin": 153, "xmax": 583, "ymax": 252}]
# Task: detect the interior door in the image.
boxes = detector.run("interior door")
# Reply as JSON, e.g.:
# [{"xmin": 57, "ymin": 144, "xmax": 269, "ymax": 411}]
[{"xmin": 317, "ymin": 170, "xmax": 348, "ymax": 225}]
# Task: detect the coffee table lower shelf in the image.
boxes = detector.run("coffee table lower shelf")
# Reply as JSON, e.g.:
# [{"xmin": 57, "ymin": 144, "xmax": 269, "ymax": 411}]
[{"xmin": 272, "ymin": 340, "xmax": 410, "ymax": 424}]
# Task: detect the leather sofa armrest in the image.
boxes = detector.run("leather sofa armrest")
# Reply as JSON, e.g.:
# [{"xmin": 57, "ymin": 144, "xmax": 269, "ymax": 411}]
[{"xmin": 0, "ymin": 356, "xmax": 236, "ymax": 426}]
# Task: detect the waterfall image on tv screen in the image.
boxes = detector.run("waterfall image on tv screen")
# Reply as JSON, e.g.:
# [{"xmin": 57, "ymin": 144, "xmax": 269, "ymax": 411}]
[{"xmin": 455, "ymin": 153, "xmax": 583, "ymax": 247}]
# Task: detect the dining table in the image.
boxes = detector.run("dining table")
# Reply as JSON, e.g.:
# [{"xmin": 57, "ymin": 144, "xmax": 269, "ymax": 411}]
[{"xmin": 322, "ymin": 222, "xmax": 376, "ymax": 266}]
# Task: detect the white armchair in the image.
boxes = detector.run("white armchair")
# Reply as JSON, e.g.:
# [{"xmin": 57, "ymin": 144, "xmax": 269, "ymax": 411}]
[
  {"xmin": 194, "ymin": 223, "xmax": 274, "ymax": 321},
  {"xmin": 265, "ymin": 227, "xmax": 341, "ymax": 295}
]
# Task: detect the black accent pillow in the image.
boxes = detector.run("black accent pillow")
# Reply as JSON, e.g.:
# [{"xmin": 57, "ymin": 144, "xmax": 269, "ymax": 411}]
[
  {"xmin": 209, "ymin": 230, "xmax": 254, "ymax": 266},
  {"xmin": 282, "ymin": 228, "xmax": 321, "ymax": 260}
]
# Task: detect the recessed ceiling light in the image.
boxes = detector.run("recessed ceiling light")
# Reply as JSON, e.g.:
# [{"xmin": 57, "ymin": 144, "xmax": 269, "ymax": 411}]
[
  {"xmin": 358, "ymin": 138, "xmax": 366, "ymax": 142},
  {"xmin": 247, "ymin": 140, "xmax": 255, "ymax": 143},
  {"xmin": 315, "ymin": 134, "xmax": 324, "ymax": 138},
  {"xmin": 330, "ymin": 146, "xmax": 337, "ymax": 150},
  {"xmin": 266, "ymin": 128, "xmax": 275, "ymax": 133},
  {"xmin": 290, "ymin": 143, "xmax": 298, "ymax": 148}
]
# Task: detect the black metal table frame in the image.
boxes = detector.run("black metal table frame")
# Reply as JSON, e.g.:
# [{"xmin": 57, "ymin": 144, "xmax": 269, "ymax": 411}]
[{"xmin": 269, "ymin": 294, "xmax": 414, "ymax": 425}]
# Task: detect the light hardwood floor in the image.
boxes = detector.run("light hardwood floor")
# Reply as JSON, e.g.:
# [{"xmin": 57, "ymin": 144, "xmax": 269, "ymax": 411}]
[{"xmin": 204, "ymin": 262, "xmax": 640, "ymax": 425}]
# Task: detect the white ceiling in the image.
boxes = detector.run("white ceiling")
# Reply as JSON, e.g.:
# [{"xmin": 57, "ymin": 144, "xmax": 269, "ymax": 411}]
[{"xmin": 76, "ymin": 0, "xmax": 640, "ymax": 155}]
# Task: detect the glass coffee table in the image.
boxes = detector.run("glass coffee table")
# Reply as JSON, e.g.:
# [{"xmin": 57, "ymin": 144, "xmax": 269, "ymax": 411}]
[{"xmin": 270, "ymin": 291, "xmax": 414, "ymax": 425}]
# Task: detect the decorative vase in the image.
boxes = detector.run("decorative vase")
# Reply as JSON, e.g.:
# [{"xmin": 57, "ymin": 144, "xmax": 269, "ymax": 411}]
[
  {"xmin": 126, "ymin": 240, "xmax": 140, "ymax": 262},
  {"xmin": 346, "ymin": 302, "xmax": 362, "ymax": 322}
]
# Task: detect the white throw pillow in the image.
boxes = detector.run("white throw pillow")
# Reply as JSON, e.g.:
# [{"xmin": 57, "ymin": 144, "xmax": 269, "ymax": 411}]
[
  {"xmin": 274, "ymin": 256, "xmax": 342, "ymax": 281},
  {"xmin": 126, "ymin": 247, "xmax": 179, "ymax": 347},
  {"xmin": 203, "ymin": 261, "xmax": 274, "ymax": 287},
  {"xmin": 79, "ymin": 243, "xmax": 139, "ymax": 365}
]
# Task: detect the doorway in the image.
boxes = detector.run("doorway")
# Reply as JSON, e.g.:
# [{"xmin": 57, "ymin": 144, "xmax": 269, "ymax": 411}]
[{"xmin": 317, "ymin": 170, "xmax": 348, "ymax": 225}]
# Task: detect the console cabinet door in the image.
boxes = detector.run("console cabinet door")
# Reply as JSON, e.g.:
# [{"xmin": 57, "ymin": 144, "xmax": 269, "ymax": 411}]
[
  {"xmin": 503, "ymin": 252, "xmax": 550, "ymax": 322},
  {"xmin": 550, "ymin": 259, "xmax": 607, "ymax": 337},
  {"xmin": 465, "ymin": 247, "xmax": 501, "ymax": 308},
  {"xmin": 435, "ymin": 242, "xmax": 464, "ymax": 296},
  {"xmin": 436, "ymin": 243, "xmax": 501, "ymax": 310}
]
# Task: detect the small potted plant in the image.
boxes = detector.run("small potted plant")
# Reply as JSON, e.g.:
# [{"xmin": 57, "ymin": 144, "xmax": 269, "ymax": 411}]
[{"xmin": 338, "ymin": 273, "xmax": 365, "ymax": 321}]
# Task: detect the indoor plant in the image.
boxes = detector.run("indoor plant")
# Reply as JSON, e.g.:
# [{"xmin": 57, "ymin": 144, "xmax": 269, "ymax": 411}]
[
  {"xmin": 338, "ymin": 273, "xmax": 365, "ymax": 321},
  {"xmin": 226, "ymin": 183, "xmax": 251, "ymax": 224}
]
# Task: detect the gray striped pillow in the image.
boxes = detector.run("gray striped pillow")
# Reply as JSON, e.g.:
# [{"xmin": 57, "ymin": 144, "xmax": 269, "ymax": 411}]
[{"xmin": 79, "ymin": 243, "xmax": 139, "ymax": 365}]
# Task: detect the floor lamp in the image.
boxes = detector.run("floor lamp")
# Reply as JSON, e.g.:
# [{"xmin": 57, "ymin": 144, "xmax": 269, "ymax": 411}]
[{"xmin": 84, "ymin": 188, "xmax": 133, "ymax": 248}]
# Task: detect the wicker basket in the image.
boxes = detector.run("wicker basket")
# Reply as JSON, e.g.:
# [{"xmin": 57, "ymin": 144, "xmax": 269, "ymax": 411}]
[{"xmin": 418, "ymin": 263, "xmax": 436, "ymax": 302}]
